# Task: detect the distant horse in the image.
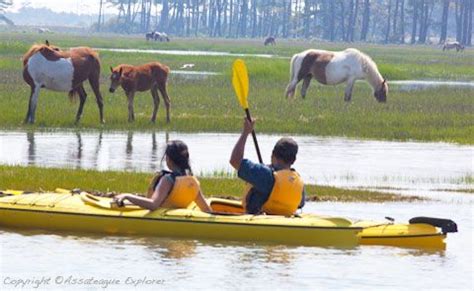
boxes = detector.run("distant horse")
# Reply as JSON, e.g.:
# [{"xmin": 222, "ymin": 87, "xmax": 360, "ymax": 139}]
[
  {"xmin": 22, "ymin": 40, "xmax": 104, "ymax": 124},
  {"xmin": 264, "ymin": 36, "xmax": 276, "ymax": 46},
  {"xmin": 154, "ymin": 32, "xmax": 170, "ymax": 42},
  {"xmin": 145, "ymin": 31, "xmax": 156, "ymax": 41},
  {"xmin": 109, "ymin": 62, "xmax": 171, "ymax": 123},
  {"xmin": 285, "ymin": 48, "xmax": 388, "ymax": 102},
  {"xmin": 443, "ymin": 41, "xmax": 464, "ymax": 52},
  {"xmin": 38, "ymin": 28, "xmax": 52, "ymax": 34}
]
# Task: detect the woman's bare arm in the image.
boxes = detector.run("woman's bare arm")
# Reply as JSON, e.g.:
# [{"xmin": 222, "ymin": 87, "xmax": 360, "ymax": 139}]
[
  {"xmin": 194, "ymin": 190, "xmax": 213, "ymax": 213},
  {"xmin": 115, "ymin": 178, "xmax": 173, "ymax": 211}
]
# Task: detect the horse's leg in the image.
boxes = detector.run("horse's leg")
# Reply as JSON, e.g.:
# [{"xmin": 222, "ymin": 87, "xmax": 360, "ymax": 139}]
[
  {"xmin": 344, "ymin": 79, "xmax": 356, "ymax": 102},
  {"xmin": 301, "ymin": 76, "xmax": 312, "ymax": 99},
  {"xmin": 150, "ymin": 86, "xmax": 160, "ymax": 123},
  {"xmin": 126, "ymin": 90, "xmax": 136, "ymax": 122},
  {"xmin": 75, "ymin": 85, "xmax": 88, "ymax": 124},
  {"xmin": 157, "ymin": 81, "xmax": 171, "ymax": 123},
  {"xmin": 26, "ymin": 85, "xmax": 41, "ymax": 124},
  {"xmin": 285, "ymin": 79, "xmax": 300, "ymax": 99},
  {"xmin": 88, "ymin": 74, "xmax": 105, "ymax": 124},
  {"xmin": 24, "ymin": 84, "xmax": 36, "ymax": 124}
]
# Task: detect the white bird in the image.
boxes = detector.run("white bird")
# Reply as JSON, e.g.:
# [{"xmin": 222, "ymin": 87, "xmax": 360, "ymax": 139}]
[{"xmin": 180, "ymin": 64, "xmax": 195, "ymax": 69}]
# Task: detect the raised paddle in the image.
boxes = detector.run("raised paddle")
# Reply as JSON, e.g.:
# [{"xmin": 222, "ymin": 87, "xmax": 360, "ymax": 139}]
[{"xmin": 232, "ymin": 59, "xmax": 263, "ymax": 164}]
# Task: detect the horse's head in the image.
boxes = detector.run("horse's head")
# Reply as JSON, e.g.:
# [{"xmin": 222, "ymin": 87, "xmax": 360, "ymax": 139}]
[
  {"xmin": 109, "ymin": 66, "xmax": 123, "ymax": 93},
  {"xmin": 374, "ymin": 79, "xmax": 388, "ymax": 103}
]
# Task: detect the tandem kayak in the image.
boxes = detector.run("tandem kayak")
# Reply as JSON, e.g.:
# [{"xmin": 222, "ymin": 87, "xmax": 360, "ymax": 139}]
[
  {"xmin": 0, "ymin": 192, "xmax": 362, "ymax": 248},
  {"xmin": 0, "ymin": 191, "xmax": 457, "ymax": 249}
]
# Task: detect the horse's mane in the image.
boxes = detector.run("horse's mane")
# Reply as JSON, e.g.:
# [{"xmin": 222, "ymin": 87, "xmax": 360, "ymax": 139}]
[
  {"xmin": 22, "ymin": 44, "xmax": 47, "ymax": 66},
  {"xmin": 346, "ymin": 48, "xmax": 383, "ymax": 88}
]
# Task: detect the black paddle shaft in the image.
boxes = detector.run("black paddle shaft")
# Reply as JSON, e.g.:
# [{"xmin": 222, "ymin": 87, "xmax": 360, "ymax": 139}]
[{"xmin": 245, "ymin": 108, "xmax": 263, "ymax": 164}]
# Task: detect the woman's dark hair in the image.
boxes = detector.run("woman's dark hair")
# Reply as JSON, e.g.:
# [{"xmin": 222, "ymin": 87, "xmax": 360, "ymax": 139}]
[
  {"xmin": 165, "ymin": 140, "xmax": 193, "ymax": 174},
  {"xmin": 272, "ymin": 137, "xmax": 298, "ymax": 165}
]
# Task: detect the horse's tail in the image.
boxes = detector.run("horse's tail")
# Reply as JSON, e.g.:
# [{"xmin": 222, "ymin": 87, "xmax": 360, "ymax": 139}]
[
  {"xmin": 285, "ymin": 53, "xmax": 302, "ymax": 98},
  {"xmin": 68, "ymin": 90, "xmax": 79, "ymax": 103}
]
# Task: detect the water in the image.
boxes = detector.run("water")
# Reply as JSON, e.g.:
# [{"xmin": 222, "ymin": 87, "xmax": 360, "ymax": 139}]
[
  {"xmin": 0, "ymin": 130, "xmax": 472, "ymax": 200},
  {"xmin": 97, "ymin": 48, "xmax": 275, "ymax": 58},
  {"xmin": 390, "ymin": 80, "xmax": 474, "ymax": 91},
  {"xmin": 0, "ymin": 202, "xmax": 472, "ymax": 290},
  {"xmin": 173, "ymin": 70, "xmax": 221, "ymax": 76},
  {"xmin": 172, "ymin": 70, "xmax": 221, "ymax": 80}
]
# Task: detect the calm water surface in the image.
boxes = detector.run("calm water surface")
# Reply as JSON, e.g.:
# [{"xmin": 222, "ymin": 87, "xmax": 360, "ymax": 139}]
[
  {"xmin": 1, "ymin": 130, "xmax": 472, "ymax": 289},
  {"xmin": 0, "ymin": 202, "xmax": 472, "ymax": 290},
  {"xmin": 0, "ymin": 130, "xmax": 472, "ymax": 200}
]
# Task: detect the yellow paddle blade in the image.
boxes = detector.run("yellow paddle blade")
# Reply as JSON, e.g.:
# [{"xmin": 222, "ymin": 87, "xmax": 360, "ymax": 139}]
[{"xmin": 232, "ymin": 59, "xmax": 249, "ymax": 109}]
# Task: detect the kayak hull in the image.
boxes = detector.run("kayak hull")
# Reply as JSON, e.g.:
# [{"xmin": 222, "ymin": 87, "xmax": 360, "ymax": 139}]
[
  {"xmin": 207, "ymin": 198, "xmax": 449, "ymax": 249},
  {"xmin": 0, "ymin": 193, "xmax": 361, "ymax": 248},
  {"xmin": 355, "ymin": 222, "xmax": 446, "ymax": 249}
]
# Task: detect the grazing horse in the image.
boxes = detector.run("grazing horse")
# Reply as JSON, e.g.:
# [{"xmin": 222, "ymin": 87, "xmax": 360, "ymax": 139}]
[
  {"xmin": 264, "ymin": 36, "xmax": 276, "ymax": 46},
  {"xmin": 443, "ymin": 41, "xmax": 464, "ymax": 52},
  {"xmin": 109, "ymin": 62, "xmax": 171, "ymax": 123},
  {"xmin": 154, "ymin": 32, "xmax": 170, "ymax": 42},
  {"xmin": 145, "ymin": 31, "xmax": 156, "ymax": 41},
  {"xmin": 285, "ymin": 48, "xmax": 388, "ymax": 102},
  {"xmin": 22, "ymin": 41, "xmax": 104, "ymax": 124}
]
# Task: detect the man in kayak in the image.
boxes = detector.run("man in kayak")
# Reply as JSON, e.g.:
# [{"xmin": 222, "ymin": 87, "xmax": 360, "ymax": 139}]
[
  {"xmin": 114, "ymin": 140, "xmax": 212, "ymax": 212},
  {"xmin": 230, "ymin": 118, "xmax": 305, "ymax": 215}
]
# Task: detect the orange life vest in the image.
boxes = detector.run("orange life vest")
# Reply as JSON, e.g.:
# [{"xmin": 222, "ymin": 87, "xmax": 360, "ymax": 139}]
[
  {"xmin": 261, "ymin": 169, "xmax": 304, "ymax": 216},
  {"xmin": 161, "ymin": 175, "xmax": 200, "ymax": 208}
]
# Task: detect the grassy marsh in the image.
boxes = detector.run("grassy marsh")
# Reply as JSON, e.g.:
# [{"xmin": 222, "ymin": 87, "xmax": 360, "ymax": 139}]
[
  {"xmin": 0, "ymin": 165, "xmax": 423, "ymax": 202},
  {"xmin": 0, "ymin": 33, "xmax": 472, "ymax": 143}
]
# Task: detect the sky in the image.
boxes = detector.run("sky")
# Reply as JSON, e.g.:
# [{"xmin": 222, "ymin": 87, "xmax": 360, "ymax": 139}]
[{"xmin": 8, "ymin": 0, "xmax": 117, "ymax": 15}]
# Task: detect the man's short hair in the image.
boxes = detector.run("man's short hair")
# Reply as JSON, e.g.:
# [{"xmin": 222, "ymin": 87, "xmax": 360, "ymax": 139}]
[{"xmin": 272, "ymin": 137, "xmax": 298, "ymax": 164}]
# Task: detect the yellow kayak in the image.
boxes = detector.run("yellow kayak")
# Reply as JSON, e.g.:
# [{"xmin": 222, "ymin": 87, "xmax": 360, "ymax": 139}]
[
  {"xmin": 0, "ymin": 191, "xmax": 456, "ymax": 249},
  {"xmin": 208, "ymin": 198, "xmax": 457, "ymax": 250},
  {"xmin": 0, "ymin": 192, "xmax": 362, "ymax": 248}
]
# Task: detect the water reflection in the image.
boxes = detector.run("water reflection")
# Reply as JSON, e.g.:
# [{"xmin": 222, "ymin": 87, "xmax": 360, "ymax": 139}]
[
  {"xmin": 21, "ymin": 130, "xmax": 168, "ymax": 173},
  {"xmin": 1, "ymin": 130, "xmax": 472, "ymax": 200},
  {"xmin": 27, "ymin": 131, "xmax": 35, "ymax": 166}
]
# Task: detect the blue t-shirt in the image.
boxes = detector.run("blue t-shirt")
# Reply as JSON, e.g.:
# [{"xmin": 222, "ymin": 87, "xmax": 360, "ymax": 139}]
[{"xmin": 237, "ymin": 159, "xmax": 306, "ymax": 214}]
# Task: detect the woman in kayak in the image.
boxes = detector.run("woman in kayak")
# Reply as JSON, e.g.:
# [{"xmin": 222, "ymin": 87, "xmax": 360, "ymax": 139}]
[
  {"xmin": 114, "ymin": 140, "xmax": 212, "ymax": 212},
  {"xmin": 230, "ymin": 118, "xmax": 305, "ymax": 216}
]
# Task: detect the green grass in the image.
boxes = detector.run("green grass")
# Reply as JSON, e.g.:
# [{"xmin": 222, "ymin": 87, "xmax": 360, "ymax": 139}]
[
  {"xmin": 0, "ymin": 33, "xmax": 473, "ymax": 143},
  {"xmin": 0, "ymin": 165, "xmax": 423, "ymax": 202}
]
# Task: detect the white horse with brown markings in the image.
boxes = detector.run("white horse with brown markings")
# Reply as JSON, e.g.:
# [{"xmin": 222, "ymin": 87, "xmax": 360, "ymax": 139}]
[
  {"xmin": 22, "ymin": 41, "xmax": 104, "ymax": 124},
  {"xmin": 285, "ymin": 48, "xmax": 388, "ymax": 102},
  {"xmin": 442, "ymin": 41, "xmax": 464, "ymax": 52}
]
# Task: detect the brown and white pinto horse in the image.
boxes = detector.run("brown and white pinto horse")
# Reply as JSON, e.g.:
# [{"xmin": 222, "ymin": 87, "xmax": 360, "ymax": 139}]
[
  {"xmin": 22, "ymin": 41, "xmax": 104, "ymax": 124},
  {"xmin": 285, "ymin": 48, "xmax": 388, "ymax": 102},
  {"xmin": 442, "ymin": 41, "xmax": 464, "ymax": 52},
  {"xmin": 109, "ymin": 62, "xmax": 171, "ymax": 123}
]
